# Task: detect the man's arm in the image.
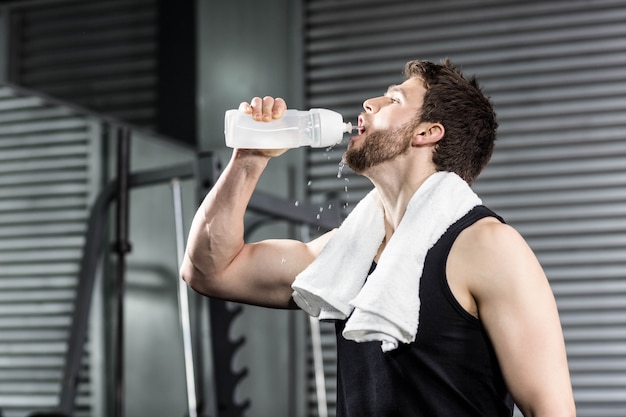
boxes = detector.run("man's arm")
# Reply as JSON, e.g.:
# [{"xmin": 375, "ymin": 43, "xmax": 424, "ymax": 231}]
[
  {"xmin": 180, "ymin": 97, "xmax": 334, "ymax": 309},
  {"xmin": 449, "ymin": 218, "xmax": 576, "ymax": 417}
]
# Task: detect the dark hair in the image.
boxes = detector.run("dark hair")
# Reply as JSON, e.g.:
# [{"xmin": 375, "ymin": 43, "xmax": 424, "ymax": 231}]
[{"xmin": 404, "ymin": 59, "xmax": 497, "ymax": 184}]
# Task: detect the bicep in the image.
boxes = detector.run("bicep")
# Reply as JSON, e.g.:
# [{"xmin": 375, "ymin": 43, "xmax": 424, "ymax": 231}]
[
  {"xmin": 469, "ymin": 224, "xmax": 574, "ymax": 415},
  {"xmin": 204, "ymin": 230, "xmax": 335, "ymax": 309}
]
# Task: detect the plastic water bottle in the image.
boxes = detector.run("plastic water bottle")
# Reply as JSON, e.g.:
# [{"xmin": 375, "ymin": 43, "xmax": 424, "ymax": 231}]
[{"xmin": 224, "ymin": 108, "xmax": 355, "ymax": 149}]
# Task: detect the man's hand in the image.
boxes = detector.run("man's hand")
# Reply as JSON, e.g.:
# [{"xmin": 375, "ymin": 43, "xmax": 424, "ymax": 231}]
[
  {"xmin": 240, "ymin": 96, "xmax": 287, "ymax": 121},
  {"xmin": 237, "ymin": 96, "xmax": 289, "ymax": 158}
]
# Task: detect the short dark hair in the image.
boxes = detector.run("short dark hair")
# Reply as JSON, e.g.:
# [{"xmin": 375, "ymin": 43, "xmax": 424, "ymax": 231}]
[{"xmin": 404, "ymin": 59, "xmax": 497, "ymax": 184}]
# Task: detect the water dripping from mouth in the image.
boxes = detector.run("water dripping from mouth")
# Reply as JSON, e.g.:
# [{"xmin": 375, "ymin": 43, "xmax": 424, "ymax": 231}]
[{"xmin": 337, "ymin": 161, "xmax": 345, "ymax": 178}]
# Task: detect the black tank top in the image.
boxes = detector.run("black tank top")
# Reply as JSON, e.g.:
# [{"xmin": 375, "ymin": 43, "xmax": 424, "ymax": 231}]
[{"xmin": 334, "ymin": 205, "xmax": 514, "ymax": 417}]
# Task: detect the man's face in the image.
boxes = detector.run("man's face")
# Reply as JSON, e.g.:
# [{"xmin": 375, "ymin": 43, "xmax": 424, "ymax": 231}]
[{"xmin": 344, "ymin": 77, "xmax": 425, "ymax": 174}]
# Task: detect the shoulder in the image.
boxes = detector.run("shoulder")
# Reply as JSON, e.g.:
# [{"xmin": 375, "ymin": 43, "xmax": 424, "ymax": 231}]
[
  {"xmin": 306, "ymin": 228, "xmax": 337, "ymax": 256},
  {"xmin": 448, "ymin": 216, "xmax": 546, "ymax": 308},
  {"xmin": 454, "ymin": 216, "xmax": 539, "ymax": 273},
  {"xmin": 456, "ymin": 215, "xmax": 526, "ymax": 252},
  {"xmin": 450, "ymin": 214, "xmax": 522, "ymax": 262}
]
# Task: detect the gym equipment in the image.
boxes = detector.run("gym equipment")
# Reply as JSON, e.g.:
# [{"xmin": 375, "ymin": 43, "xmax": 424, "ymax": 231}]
[{"xmin": 46, "ymin": 144, "xmax": 341, "ymax": 416}]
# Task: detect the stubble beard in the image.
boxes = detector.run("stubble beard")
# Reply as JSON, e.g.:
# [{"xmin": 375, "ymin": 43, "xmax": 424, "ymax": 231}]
[{"xmin": 343, "ymin": 120, "xmax": 417, "ymax": 174}]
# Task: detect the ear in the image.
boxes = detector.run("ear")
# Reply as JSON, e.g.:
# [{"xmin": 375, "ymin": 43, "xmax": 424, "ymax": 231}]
[{"xmin": 412, "ymin": 122, "xmax": 444, "ymax": 146}]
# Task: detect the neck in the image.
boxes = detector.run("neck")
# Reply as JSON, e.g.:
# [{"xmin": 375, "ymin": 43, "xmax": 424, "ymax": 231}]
[{"xmin": 365, "ymin": 156, "xmax": 437, "ymax": 234}]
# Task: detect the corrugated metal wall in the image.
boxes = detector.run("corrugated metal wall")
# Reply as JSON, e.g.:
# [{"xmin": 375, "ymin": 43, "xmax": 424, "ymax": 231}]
[
  {"xmin": 0, "ymin": 85, "xmax": 101, "ymax": 417},
  {"xmin": 8, "ymin": 0, "xmax": 158, "ymax": 129},
  {"xmin": 0, "ymin": 0, "xmax": 159, "ymax": 415},
  {"xmin": 304, "ymin": 1, "xmax": 626, "ymax": 416}
]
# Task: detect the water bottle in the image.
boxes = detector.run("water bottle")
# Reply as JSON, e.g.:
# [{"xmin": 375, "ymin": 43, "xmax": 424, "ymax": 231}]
[{"xmin": 224, "ymin": 108, "xmax": 354, "ymax": 149}]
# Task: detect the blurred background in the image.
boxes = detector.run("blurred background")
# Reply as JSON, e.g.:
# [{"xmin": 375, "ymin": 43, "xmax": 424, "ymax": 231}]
[{"xmin": 0, "ymin": 0, "xmax": 625, "ymax": 416}]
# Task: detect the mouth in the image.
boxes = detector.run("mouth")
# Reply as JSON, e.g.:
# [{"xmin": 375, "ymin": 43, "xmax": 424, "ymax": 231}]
[
  {"xmin": 348, "ymin": 116, "xmax": 366, "ymax": 147},
  {"xmin": 353, "ymin": 115, "xmax": 366, "ymax": 136}
]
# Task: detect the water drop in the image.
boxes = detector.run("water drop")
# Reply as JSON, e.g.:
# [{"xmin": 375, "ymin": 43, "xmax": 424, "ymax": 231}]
[{"xmin": 294, "ymin": 201, "xmax": 299, "ymax": 207}]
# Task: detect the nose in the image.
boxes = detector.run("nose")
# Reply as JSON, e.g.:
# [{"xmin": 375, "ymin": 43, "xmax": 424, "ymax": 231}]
[{"xmin": 363, "ymin": 96, "xmax": 381, "ymax": 113}]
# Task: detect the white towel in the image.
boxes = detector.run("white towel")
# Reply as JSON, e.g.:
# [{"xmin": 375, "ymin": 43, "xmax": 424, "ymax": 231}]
[{"xmin": 291, "ymin": 171, "xmax": 481, "ymax": 352}]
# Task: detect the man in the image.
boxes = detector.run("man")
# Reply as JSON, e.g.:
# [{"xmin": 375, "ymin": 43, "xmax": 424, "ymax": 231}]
[{"xmin": 181, "ymin": 59, "xmax": 576, "ymax": 416}]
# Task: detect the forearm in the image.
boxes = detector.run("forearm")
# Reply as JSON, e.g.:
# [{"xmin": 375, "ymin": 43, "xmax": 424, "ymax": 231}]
[{"xmin": 180, "ymin": 149, "xmax": 271, "ymax": 291}]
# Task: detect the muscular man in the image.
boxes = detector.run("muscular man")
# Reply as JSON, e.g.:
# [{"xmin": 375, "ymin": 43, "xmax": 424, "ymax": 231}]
[{"xmin": 181, "ymin": 59, "xmax": 576, "ymax": 416}]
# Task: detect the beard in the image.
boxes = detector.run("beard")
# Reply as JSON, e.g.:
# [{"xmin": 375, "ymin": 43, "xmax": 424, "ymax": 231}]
[{"xmin": 343, "ymin": 119, "xmax": 417, "ymax": 174}]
